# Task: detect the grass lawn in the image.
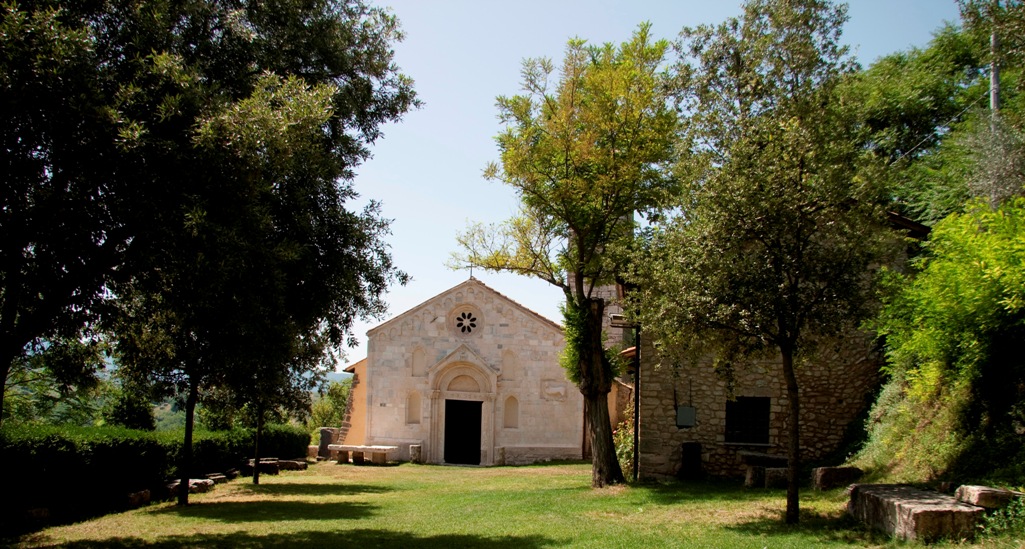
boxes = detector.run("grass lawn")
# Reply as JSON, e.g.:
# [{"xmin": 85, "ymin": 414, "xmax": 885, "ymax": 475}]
[{"xmin": 8, "ymin": 461, "xmax": 1010, "ymax": 548}]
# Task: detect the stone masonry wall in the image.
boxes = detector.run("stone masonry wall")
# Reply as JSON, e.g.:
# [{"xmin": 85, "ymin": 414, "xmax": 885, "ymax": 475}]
[
  {"xmin": 638, "ymin": 332, "xmax": 881, "ymax": 479},
  {"xmin": 364, "ymin": 279, "xmax": 582, "ymax": 464}
]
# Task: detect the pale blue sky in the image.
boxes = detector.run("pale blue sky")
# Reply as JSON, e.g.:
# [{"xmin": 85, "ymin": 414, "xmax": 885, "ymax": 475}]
[{"xmin": 343, "ymin": 0, "xmax": 963, "ymax": 367}]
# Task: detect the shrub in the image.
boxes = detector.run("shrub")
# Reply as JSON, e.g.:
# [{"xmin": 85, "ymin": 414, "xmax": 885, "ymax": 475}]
[
  {"xmin": 857, "ymin": 199, "xmax": 1025, "ymax": 485},
  {"xmin": 0, "ymin": 422, "xmax": 308, "ymax": 529},
  {"xmin": 613, "ymin": 411, "xmax": 633, "ymax": 477},
  {"xmin": 258, "ymin": 424, "xmax": 311, "ymax": 459}
]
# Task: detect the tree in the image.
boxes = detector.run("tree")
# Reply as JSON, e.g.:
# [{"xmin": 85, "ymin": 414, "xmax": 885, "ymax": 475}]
[
  {"xmin": 634, "ymin": 0, "xmax": 894, "ymax": 523},
  {"xmin": 452, "ymin": 24, "xmax": 678, "ymax": 487},
  {"xmin": 97, "ymin": 0, "xmax": 416, "ymax": 505},
  {"xmin": 308, "ymin": 379, "xmax": 353, "ymax": 434},
  {"xmin": 2, "ymin": 336, "xmax": 108, "ymax": 425},
  {"xmin": 0, "ymin": 1, "xmax": 129, "ymax": 425}
]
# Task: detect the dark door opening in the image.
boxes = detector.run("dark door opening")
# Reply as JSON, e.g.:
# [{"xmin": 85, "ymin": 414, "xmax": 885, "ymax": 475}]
[{"xmin": 444, "ymin": 399, "xmax": 482, "ymax": 465}]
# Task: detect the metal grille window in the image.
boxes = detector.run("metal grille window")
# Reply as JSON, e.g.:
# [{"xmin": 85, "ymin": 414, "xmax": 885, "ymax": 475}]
[{"xmin": 724, "ymin": 396, "xmax": 770, "ymax": 444}]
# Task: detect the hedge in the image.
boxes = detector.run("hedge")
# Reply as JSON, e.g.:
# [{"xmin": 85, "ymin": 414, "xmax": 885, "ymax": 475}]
[{"xmin": 0, "ymin": 423, "xmax": 310, "ymax": 527}]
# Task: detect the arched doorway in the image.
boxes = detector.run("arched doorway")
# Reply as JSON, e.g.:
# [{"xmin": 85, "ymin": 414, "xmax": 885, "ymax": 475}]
[{"xmin": 428, "ymin": 361, "xmax": 496, "ymax": 465}]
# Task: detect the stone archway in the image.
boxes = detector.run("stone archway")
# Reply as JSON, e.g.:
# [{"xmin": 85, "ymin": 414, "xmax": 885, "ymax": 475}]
[{"xmin": 428, "ymin": 361, "xmax": 496, "ymax": 465}]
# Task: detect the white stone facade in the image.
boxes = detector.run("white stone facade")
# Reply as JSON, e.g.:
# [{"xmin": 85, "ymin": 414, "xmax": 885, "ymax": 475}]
[{"xmin": 360, "ymin": 278, "xmax": 584, "ymax": 465}]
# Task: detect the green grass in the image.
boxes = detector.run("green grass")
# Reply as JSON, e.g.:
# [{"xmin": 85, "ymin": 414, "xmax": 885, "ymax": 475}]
[{"xmin": 9, "ymin": 461, "xmax": 1013, "ymax": 548}]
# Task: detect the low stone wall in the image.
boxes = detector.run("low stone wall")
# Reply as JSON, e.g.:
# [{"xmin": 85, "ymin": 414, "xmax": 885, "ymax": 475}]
[{"xmin": 498, "ymin": 446, "xmax": 582, "ymax": 465}]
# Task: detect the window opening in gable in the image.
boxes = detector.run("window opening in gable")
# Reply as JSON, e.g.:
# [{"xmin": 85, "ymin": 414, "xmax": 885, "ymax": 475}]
[{"xmin": 456, "ymin": 311, "xmax": 477, "ymax": 333}]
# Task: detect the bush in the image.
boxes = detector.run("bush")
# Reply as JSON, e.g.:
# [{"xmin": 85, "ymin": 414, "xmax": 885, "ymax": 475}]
[
  {"xmin": 0, "ymin": 423, "xmax": 309, "ymax": 529},
  {"xmin": 857, "ymin": 200, "xmax": 1025, "ymax": 485},
  {"xmin": 0, "ymin": 424, "xmax": 169, "ymax": 529},
  {"xmin": 258, "ymin": 424, "xmax": 311, "ymax": 459},
  {"xmin": 613, "ymin": 411, "xmax": 633, "ymax": 477}
]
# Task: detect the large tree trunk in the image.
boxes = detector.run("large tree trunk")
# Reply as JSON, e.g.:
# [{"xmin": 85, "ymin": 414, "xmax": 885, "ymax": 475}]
[
  {"xmin": 178, "ymin": 377, "xmax": 200, "ymax": 506},
  {"xmin": 781, "ymin": 345, "xmax": 801, "ymax": 524},
  {"xmin": 577, "ymin": 297, "xmax": 625, "ymax": 488},
  {"xmin": 584, "ymin": 392, "xmax": 622, "ymax": 487}
]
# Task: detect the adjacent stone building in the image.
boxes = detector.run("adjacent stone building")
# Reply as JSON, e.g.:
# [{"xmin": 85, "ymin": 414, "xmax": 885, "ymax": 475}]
[
  {"xmin": 338, "ymin": 278, "xmax": 585, "ymax": 465},
  {"xmin": 637, "ymin": 333, "xmax": 881, "ymax": 479}
]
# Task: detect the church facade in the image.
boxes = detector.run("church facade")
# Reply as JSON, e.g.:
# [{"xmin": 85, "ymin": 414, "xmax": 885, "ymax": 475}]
[{"xmin": 338, "ymin": 278, "xmax": 585, "ymax": 465}]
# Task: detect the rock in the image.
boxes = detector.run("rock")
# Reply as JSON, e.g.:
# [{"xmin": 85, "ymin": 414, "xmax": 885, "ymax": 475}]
[
  {"xmin": 248, "ymin": 459, "xmax": 280, "ymax": 475},
  {"xmin": 126, "ymin": 489, "xmax": 151, "ymax": 508},
  {"xmin": 278, "ymin": 459, "xmax": 308, "ymax": 471},
  {"xmin": 410, "ymin": 444, "xmax": 423, "ymax": 464},
  {"xmin": 308, "ymin": 445, "xmax": 319, "ymax": 459},
  {"xmin": 206, "ymin": 473, "xmax": 228, "ymax": 484},
  {"xmin": 224, "ymin": 468, "xmax": 240, "ymax": 480},
  {"xmin": 24, "ymin": 507, "xmax": 50, "ymax": 520},
  {"xmin": 167, "ymin": 478, "xmax": 216, "ymax": 496},
  {"xmin": 764, "ymin": 468, "xmax": 788, "ymax": 489},
  {"xmin": 955, "ymin": 485, "xmax": 1023, "ymax": 510},
  {"xmin": 319, "ymin": 428, "xmax": 338, "ymax": 459},
  {"xmin": 744, "ymin": 466, "xmax": 765, "ymax": 488},
  {"xmin": 812, "ymin": 467, "xmax": 863, "ymax": 490},
  {"xmin": 848, "ymin": 484, "xmax": 984, "ymax": 542}
]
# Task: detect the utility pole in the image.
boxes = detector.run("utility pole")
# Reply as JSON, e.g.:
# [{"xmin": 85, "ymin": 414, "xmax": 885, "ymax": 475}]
[{"xmin": 991, "ymin": 0, "xmax": 1001, "ymax": 118}]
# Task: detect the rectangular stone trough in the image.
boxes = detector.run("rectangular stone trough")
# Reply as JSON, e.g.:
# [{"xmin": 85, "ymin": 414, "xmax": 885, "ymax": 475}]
[{"xmin": 848, "ymin": 484, "xmax": 985, "ymax": 542}]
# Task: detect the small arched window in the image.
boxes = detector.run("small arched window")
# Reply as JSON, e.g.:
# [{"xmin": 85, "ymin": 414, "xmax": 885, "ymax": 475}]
[{"xmin": 504, "ymin": 396, "xmax": 519, "ymax": 429}]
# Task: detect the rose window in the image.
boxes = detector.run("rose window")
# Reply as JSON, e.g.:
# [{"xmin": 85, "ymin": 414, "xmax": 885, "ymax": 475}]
[{"xmin": 455, "ymin": 311, "xmax": 477, "ymax": 334}]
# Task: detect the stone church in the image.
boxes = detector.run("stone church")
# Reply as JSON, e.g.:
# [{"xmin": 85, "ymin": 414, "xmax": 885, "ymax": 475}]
[{"xmin": 337, "ymin": 278, "xmax": 586, "ymax": 465}]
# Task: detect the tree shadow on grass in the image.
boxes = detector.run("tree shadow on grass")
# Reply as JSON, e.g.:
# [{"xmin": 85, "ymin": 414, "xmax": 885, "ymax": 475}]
[
  {"xmin": 639, "ymin": 479, "xmax": 781, "ymax": 505},
  {"xmin": 236, "ymin": 482, "xmax": 392, "ymax": 497},
  {"xmin": 150, "ymin": 500, "xmax": 376, "ymax": 522},
  {"xmin": 36, "ymin": 529, "xmax": 561, "ymax": 548},
  {"xmin": 721, "ymin": 506, "xmax": 890, "ymax": 545}
]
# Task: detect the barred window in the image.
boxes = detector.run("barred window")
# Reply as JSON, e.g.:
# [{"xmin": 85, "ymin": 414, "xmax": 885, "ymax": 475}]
[{"xmin": 724, "ymin": 396, "xmax": 770, "ymax": 444}]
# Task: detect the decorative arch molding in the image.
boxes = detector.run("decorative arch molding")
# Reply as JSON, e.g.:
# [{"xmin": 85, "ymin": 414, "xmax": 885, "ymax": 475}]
[
  {"xmin": 430, "ymin": 360, "xmax": 496, "ymax": 395},
  {"xmin": 427, "ymin": 359, "xmax": 497, "ymax": 465}
]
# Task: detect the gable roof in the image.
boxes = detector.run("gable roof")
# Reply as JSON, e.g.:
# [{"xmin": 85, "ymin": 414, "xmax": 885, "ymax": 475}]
[{"xmin": 366, "ymin": 277, "xmax": 562, "ymax": 337}]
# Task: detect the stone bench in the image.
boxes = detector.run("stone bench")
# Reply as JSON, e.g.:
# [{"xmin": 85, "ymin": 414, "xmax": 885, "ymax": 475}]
[
  {"xmin": 848, "ymin": 484, "xmax": 985, "ymax": 542},
  {"xmin": 328, "ymin": 444, "xmax": 399, "ymax": 465}
]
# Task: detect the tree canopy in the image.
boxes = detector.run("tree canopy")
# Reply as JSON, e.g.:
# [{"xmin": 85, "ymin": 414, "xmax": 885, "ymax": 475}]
[
  {"xmin": 634, "ymin": 0, "xmax": 895, "ymax": 523},
  {"xmin": 453, "ymin": 24, "xmax": 679, "ymax": 487},
  {"xmin": 3, "ymin": 0, "xmax": 416, "ymax": 503}
]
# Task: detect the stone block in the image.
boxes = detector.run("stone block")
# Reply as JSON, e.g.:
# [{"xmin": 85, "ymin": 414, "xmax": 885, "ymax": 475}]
[
  {"xmin": 352, "ymin": 451, "xmax": 365, "ymax": 465},
  {"xmin": 848, "ymin": 484, "xmax": 984, "ymax": 542},
  {"xmin": 765, "ymin": 468, "xmax": 788, "ymax": 489},
  {"xmin": 206, "ymin": 473, "xmax": 228, "ymax": 484},
  {"xmin": 744, "ymin": 466, "xmax": 765, "ymax": 488},
  {"xmin": 410, "ymin": 444, "xmax": 423, "ymax": 464},
  {"xmin": 278, "ymin": 459, "xmax": 308, "ymax": 471},
  {"xmin": 812, "ymin": 466, "xmax": 863, "ymax": 490},
  {"xmin": 955, "ymin": 485, "xmax": 1023, "ymax": 510},
  {"xmin": 126, "ymin": 489, "xmax": 151, "ymax": 508},
  {"xmin": 167, "ymin": 478, "xmax": 216, "ymax": 496}
]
